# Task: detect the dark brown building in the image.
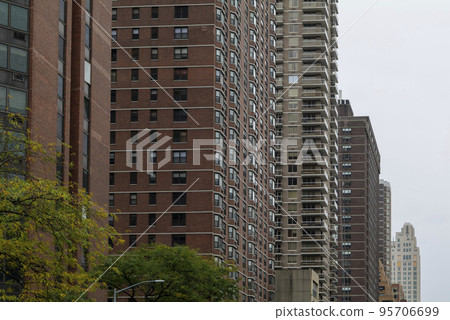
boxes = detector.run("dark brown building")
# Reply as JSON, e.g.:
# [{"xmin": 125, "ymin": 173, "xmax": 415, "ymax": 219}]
[
  {"xmin": 378, "ymin": 179, "xmax": 392, "ymax": 280},
  {"xmin": 110, "ymin": 1, "xmax": 277, "ymax": 301},
  {"xmin": 0, "ymin": 0, "xmax": 111, "ymax": 296},
  {"xmin": 337, "ymin": 99, "xmax": 380, "ymax": 302}
]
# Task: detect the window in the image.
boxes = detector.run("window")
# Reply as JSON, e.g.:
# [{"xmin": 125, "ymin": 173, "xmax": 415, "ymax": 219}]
[
  {"xmin": 173, "ymin": 88, "xmax": 187, "ymax": 101},
  {"xmin": 111, "ymin": 8, "xmax": 117, "ymax": 20},
  {"xmin": 111, "ymin": 49, "xmax": 117, "ymax": 62},
  {"xmin": 174, "ymin": 48, "xmax": 188, "ymax": 60},
  {"xmin": 173, "ymin": 151, "xmax": 187, "ymax": 163},
  {"xmin": 148, "ymin": 172, "xmax": 157, "ymax": 184},
  {"xmin": 109, "ymin": 173, "xmax": 115, "ymax": 186},
  {"xmin": 131, "ymin": 69, "xmax": 139, "ymax": 81},
  {"xmin": 150, "ymin": 68, "xmax": 158, "ymax": 80},
  {"xmin": 110, "ymin": 110, "xmax": 116, "ymax": 124},
  {"xmin": 132, "ymin": 8, "xmax": 140, "ymax": 19},
  {"xmin": 150, "ymin": 110, "xmax": 157, "ymax": 122},
  {"xmin": 131, "ymin": 48, "xmax": 139, "ymax": 60},
  {"xmin": 112, "ymin": 29, "xmax": 117, "ymax": 41},
  {"xmin": 151, "ymin": 7, "xmax": 159, "ymax": 19},
  {"xmin": 172, "ymin": 213, "xmax": 186, "ymax": 226},
  {"xmin": 151, "ymin": 27, "xmax": 158, "ymax": 39},
  {"xmin": 148, "ymin": 235, "xmax": 156, "ymax": 245},
  {"xmin": 129, "ymin": 193, "xmax": 137, "ymax": 205},
  {"xmin": 129, "ymin": 214, "xmax": 137, "ymax": 226},
  {"xmin": 174, "ymin": 27, "xmax": 188, "ymax": 39},
  {"xmin": 10, "ymin": 5, "xmax": 28, "ymax": 31},
  {"xmin": 109, "ymin": 152, "xmax": 115, "ymax": 165},
  {"xmin": 109, "ymin": 194, "xmax": 114, "ymax": 206},
  {"xmin": 148, "ymin": 214, "xmax": 156, "ymax": 225},
  {"xmin": 10, "ymin": 47, "xmax": 28, "ymax": 73},
  {"xmin": 151, "ymin": 48, "xmax": 158, "ymax": 59},
  {"xmin": 173, "ymin": 109, "xmax": 188, "ymax": 121},
  {"xmin": 173, "ymin": 130, "xmax": 187, "ymax": 143},
  {"xmin": 150, "ymin": 89, "xmax": 158, "ymax": 101},
  {"xmin": 111, "ymin": 70, "xmax": 117, "ymax": 82},
  {"xmin": 172, "ymin": 234, "xmax": 186, "ymax": 246},
  {"xmin": 174, "ymin": 68, "xmax": 188, "ymax": 80},
  {"xmin": 110, "ymin": 131, "xmax": 116, "ymax": 145},
  {"xmin": 172, "ymin": 172, "xmax": 187, "ymax": 184},
  {"xmin": 175, "ymin": 6, "xmax": 189, "ymax": 19},
  {"xmin": 148, "ymin": 193, "xmax": 156, "ymax": 205},
  {"xmin": 132, "ymin": 28, "xmax": 139, "ymax": 40},
  {"xmin": 130, "ymin": 110, "xmax": 138, "ymax": 122},
  {"xmin": 129, "ymin": 235, "xmax": 137, "ymax": 247},
  {"xmin": 173, "ymin": 192, "xmax": 186, "ymax": 205},
  {"xmin": 111, "ymin": 90, "xmax": 117, "ymax": 103},
  {"xmin": 130, "ymin": 172, "xmax": 137, "ymax": 185},
  {"xmin": 288, "ymin": 177, "xmax": 297, "ymax": 186},
  {"xmin": 131, "ymin": 89, "xmax": 138, "ymax": 101}
]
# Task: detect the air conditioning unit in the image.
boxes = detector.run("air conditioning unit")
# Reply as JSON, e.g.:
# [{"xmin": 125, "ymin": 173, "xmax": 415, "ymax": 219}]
[{"xmin": 12, "ymin": 73, "xmax": 25, "ymax": 82}]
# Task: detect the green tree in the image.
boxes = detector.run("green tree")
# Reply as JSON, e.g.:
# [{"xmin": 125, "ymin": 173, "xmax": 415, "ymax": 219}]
[
  {"xmin": 0, "ymin": 116, "xmax": 118, "ymax": 301},
  {"xmin": 98, "ymin": 244, "xmax": 239, "ymax": 302}
]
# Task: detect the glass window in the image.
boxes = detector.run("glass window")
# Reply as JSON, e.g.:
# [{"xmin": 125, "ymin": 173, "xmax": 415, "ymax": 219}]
[
  {"xmin": 8, "ymin": 88, "xmax": 27, "ymax": 115},
  {"xmin": 0, "ymin": 2, "xmax": 8, "ymax": 26},
  {"xmin": 0, "ymin": 86, "xmax": 6, "ymax": 111},
  {"xmin": 11, "ymin": 5, "xmax": 28, "ymax": 31},
  {"xmin": 10, "ymin": 47, "xmax": 27, "ymax": 73},
  {"xmin": 0, "ymin": 44, "xmax": 7, "ymax": 68}
]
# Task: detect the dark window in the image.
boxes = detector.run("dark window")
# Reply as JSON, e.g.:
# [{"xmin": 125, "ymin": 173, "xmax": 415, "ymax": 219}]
[
  {"xmin": 173, "ymin": 88, "xmax": 187, "ymax": 101},
  {"xmin": 150, "ymin": 110, "xmax": 158, "ymax": 121},
  {"xmin": 130, "ymin": 172, "xmax": 137, "ymax": 185},
  {"xmin": 174, "ymin": 27, "xmax": 188, "ymax": 39},
  {"xmin": 112, "ymin": 29, "xmax": 117, "ymax": 41},
  {"xmin": 150, "ymin": 89, "xmax": 158, "ymax": 101},
  {"xmin": 131, "ymin": 48, "xmax": 139, "ymax": 60},
  {"xmin": 174, "ymin": 48, "xmax": 188, "ymax": 60},
  {"xmin": 130, "ymin": 214, "xmax": 137, "ymax": 226},
  {"xmin": 112, "ymin": 8, "xmax": 117, "ymax": 20},
  {"xmin": 131, "ymin": 89, "xmax": 138, "ymax": 101},
  {"xmin": 129, "ymin": 235, "xmax": 137, "ymax": 247},
  {"xmin": 132, "ymin": 28, "xmax": 139, "ymax": 40},
  {"xmin": 109, "ymin": 173, "xmax": 115, "ymax": 186},
  {"xmin": 172, "ymin": 192, "xmax": 186, "ymax": 205},
  {"xmin": 174, "ymin": 68, "xmax": 188, "ymax": 80},
  {"xmin": 111, "ymin": 90, "xmax": 117, "ymax": 103},
  {"xmin": 149, "ymin": 193, "xmax": 156, "ymax": 205},
  {"xmin": 172, "ymin": 234, "xmax": 186, "ymax": 246},
  {"xmin": 175, "ymin": 6, "xmax": 189, "ymax": 19},
  {"xmin": 288, "ymin": 177, "xmax": 297, "ymax": 185},
  {"xmin": 131, "ymin": 69, "xmax": 139, "ymax": 81},
  {"xmin": 173, "ymin": 109, "xmax": 188, "ymax": 121},
  {"xmin": 148, "ymin": 172, "xmax": 157, "ymax": 184},
  {"xmin": 110, "ymin": 152, "xmax": 115, "ymax": 165},
  {"xmin": 130, "ymin": 130, "xmax": 138, "ymax": 144},
  {"xmin": 149, "ymin": 130, "xmax": 158, "ymax": 143},
  {"xmin": 173, "ymin": 151, "xmax": 187, "ymax": 164},
  {"xmin": 151, "ymin": 48, "xmax": 158, "ymax": 59},
  {"xmin": 109, "ymin": 194, "xmax": 114, "ymax": 206},
  {"xmin": 110, "ymin": 110, "xmax": 116, "ymax": 123},
  {"xmin": 111, "ymin": 49, "xmax": 117, "ymax": 62},
  {"xmin": 173, "ymin": 130, "xmax": 187, "ymax": 143},
  {"xmin": 111, "ymin": 70, "xmax": 117, "ymax": 82},
  {"xmin": 148, "ymin": 235, "xmax": 156, "ymax": 245},
  {"xmin": 150, "ymin": 68, "xmax": 158, "ymax": 80},
  {"xmin": 288, "ymin": 165, "xmax": 297, "ymax": 172},
  {"xmin": 151, "ymin": 7, "xmax": 159, "ymax": 19},
  {"xmin": 130, "ymin": 110, "xmax": 138, "ymax": 122},
  {"xmin": 130, "ymin": 193, "xmax": 137, "ymax": 206},
  {"xmin": 110, "ymin": 131, "xmax": 116, "ymax": 145},
  {"xmin": 148, "ymin": 214, "xmax": 156, "ymax": 225},
  {"xmin": 172, "ymin": 213, "xmax": 186, "ymax": 226},
  {"xmin": 132, "ymin": 8, "xmax": 140, "ymax": 19},
  {"xmin": 58, "ymin": 36, "xmax": 65, "ymax": 60},
  {"xmin": 172, "ymin": 172, "xmax": 186, "ymax": 184},
  {"xmin": 151, "ymin": 27, "xmax": 158, "ymax": 39}
]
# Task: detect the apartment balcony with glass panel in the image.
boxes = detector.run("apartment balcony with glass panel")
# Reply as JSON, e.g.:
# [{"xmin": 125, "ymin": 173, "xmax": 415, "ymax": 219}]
[
  {"xmin": 302, "ymin": 26, "xmax": 329, "ymax": 41},
  {"xmin": 302, "ymin": 14, "xmax": 329, "ymax": 29},
  {"xmin": 303, "ymin": 39, "xmax": 327, "ymax": 52},
  {"xmin": 302, "ymin": 51, "xmax": 330, "ymax": 67},
  {"xmin": 303, "ymin": 104, "xmax": 330, "ymax": 118},
  {"xmin": 302, "ymin": 77, "xmax": 329, "ymax": 91},
  {"xmin": 303, "ymin": 1, "xmax": 330, "ymax": 16},
  {"xmin": 302, "ymin": 65, "xmax": 330, "ymax": 80},
  {"xmin": 300, "ymin": 244, "xmax": 327, "ymax": 256}
]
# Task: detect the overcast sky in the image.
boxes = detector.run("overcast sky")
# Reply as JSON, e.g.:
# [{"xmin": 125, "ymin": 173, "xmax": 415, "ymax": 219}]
[{"xmin": 339, "ymin": 0, "xmax": 450, "ymax": 302}]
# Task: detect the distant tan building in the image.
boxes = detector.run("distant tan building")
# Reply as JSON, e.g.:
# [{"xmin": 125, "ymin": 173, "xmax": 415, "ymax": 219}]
[{"xmin": 391, "ymin": 283, "xmax": 406, "ymax": 302}]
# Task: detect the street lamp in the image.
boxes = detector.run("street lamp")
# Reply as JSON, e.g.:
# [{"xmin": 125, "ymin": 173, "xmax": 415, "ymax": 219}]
[{"xmin": 113, "ymin": 280, "xmax": 165, "ymax": 302}]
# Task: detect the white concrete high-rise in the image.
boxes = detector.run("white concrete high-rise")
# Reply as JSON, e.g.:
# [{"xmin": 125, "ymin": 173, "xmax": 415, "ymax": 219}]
[{"xmin": 391, "ymin": 223, "xmax": 421, "ymax": 302}]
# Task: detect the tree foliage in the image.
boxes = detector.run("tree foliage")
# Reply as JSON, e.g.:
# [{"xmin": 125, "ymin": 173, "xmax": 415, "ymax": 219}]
[
  {"xmin": 0, "ymin": 116, "xmax": 118, "ymax": 301},
  {"xmin": 98, "ymin": 245, "xmax": 239, "ymax": 302}
]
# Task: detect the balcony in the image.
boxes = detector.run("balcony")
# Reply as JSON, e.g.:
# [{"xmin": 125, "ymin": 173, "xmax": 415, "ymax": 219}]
[
  {"xmin": 276, "ymin": 16, "xmax": 284, "ymax": 25},
  {"xmin": 276, "ymin": 78, "xmax": 283, "ymax": 88},
  {"xmin": 331, "ymin": 59, "xmax": 338, "ymax": 72},
  {"xmin": 303, "ymin": 1, "xmax": 329, "ymax": 15},
  {"xmin": 302, "ymin": 52, "xmax": 329, "ymax": 67},
  {"xmin": 331, "ymin": 48, "xmax": 338, "ymax": 60},
  {"xmin": 301, "ymin": 258, "xmax": 329, "ymax": 269},
  {"xmin": 331, "ymin": 13, "xmax": 338, "ymax": 25},
  {"xmin": 302, "ymin": 104, "xmax": 329, "ymax": 118},
  {"xmin": 302, "ymin": 168, "xmax": 329, "ymax": 181},
  {"xmin": 302, "ymin": 27, "xmax": 329, "ymax": 42},
  {"xmin": 303, "ymin": 14, "xmax": 329, "ymax": 29},
  {"xmin": 302, "ymin": 78, "xmax": 329, "ymax": 91},
  {"xmin": 330, "ymin": 211, "xmax": 338, "ymax": 223},
  {"xmin": 302, "ymin": 220, "xmax": 329, "ymax": 232},
  {"xmin": 302, "ymin": 129, "xmax": 329, "ymax": 144},
  {"xmin": 331, "ymin": 25, "xmax": 338, "ymax": 37},
  {"xmin": 302, "ymin": 208, "xmax": 329, "ymax": 218},
  {"xmin": 331, "ymin": 71, "xmax": 338, "ymax": 83},
  {"xmin": 330, "ymin": 152, "xmax": 339, "ymax": 164},
  {"xmin": 330, "ymin": 188, "xmax": 338, "ymax": 200},
  {"xmin": 302, "ymin": 39, "xmax": 327, "ymax": 51},
  {"xmin": 300, "ymin": 246, "xmax": 327, "ymax": 256},
  {"xmin": 276, "ymin": 2, "xmax": 284, "ymax": 12},
  {"xmin": 330, "ymin": 200, "xmax": 338, "ymax": 212},
  {"xmin": 276, "ymin": 28, "xmax": 283, "ymax": 38},
  {"xmin": 330, "ymin": 225, "xmax": 338, "ymax": 235},
  {"xmin": 302, "ymin": 65, "xmax": 329, "ymax": 80},
  {"xmin": 276, "ymin": 40, "xmax": 283, "ymax": 48},
  {"xmin": 276, "ymin": 53, "xmax": 283, "ymax": 63},
  {"xmin": 301, "ymin": 194, "xmax": 329, "ymax": 206},
  {"xmin": 302, "ymin": 181, "xmax": 329, "ymax": 194},
  {"xmin": 330, "ymin": 164, "xmax": 338, "ymax": 176}
]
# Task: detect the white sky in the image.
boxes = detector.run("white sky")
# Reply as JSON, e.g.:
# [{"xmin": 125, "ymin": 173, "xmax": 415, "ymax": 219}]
[{"xmin": 339, "ymin": 0, "xmax": 450, "ymax": 302}]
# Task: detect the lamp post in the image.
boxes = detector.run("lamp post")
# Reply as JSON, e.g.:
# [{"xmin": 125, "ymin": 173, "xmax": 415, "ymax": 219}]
[{"xmin": 113, "ymin": 280, "xmax": 165, "ymax": 302}]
